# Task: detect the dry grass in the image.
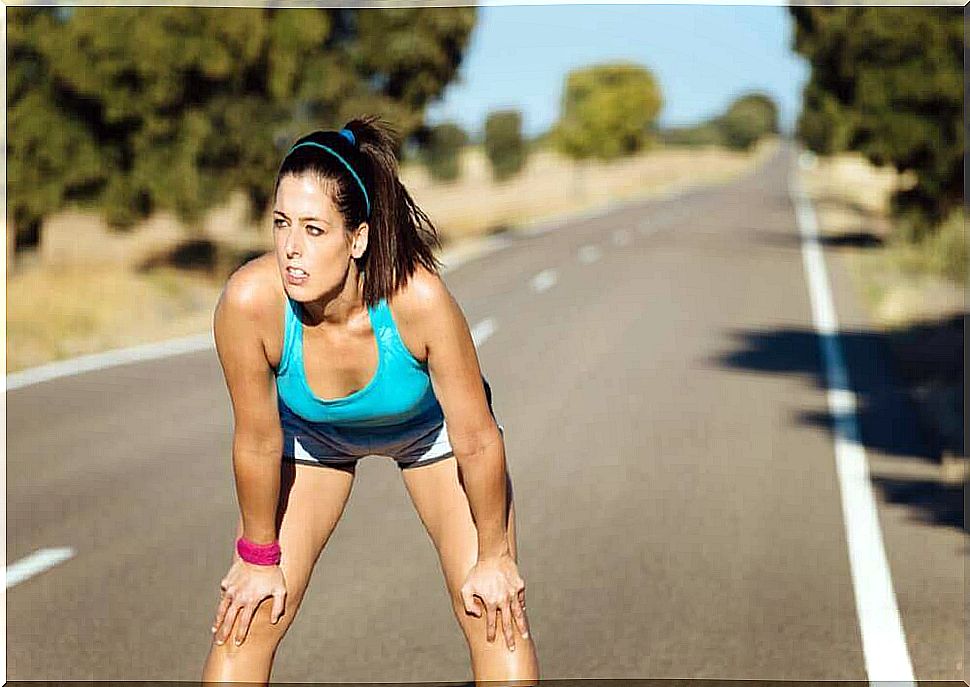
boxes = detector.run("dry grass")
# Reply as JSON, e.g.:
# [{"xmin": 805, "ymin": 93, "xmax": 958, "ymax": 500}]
[
  {"xmin": 7, "ymin": 265, "xmax": 223, "ymax": 371},
  {"xmin": 799, "ymin": 151, "xmax": 963, "ymax": 328},
  {"xmin": 403, "ymin": 138, "xmax": 780, "ymax": 241},
  {"xmin": 7, "ymin": 139, "xmax": 776, "ymax": 373}
]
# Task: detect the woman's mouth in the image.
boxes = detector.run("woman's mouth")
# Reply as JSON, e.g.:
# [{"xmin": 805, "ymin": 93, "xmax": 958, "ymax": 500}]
[{"xmin": 285, "ymin": 266, "xmax": 309, "ymax": 285}]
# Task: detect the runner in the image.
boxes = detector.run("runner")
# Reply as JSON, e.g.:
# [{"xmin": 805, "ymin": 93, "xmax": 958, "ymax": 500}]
[{"xmin": 201, "ymin": 114, "xmax": 538, "ymax": 683}]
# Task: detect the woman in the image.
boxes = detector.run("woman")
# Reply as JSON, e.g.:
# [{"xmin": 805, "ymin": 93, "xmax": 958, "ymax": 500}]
[{"xmin": 201, "ymin": 115, "xmax": 539, "ymax": 683}]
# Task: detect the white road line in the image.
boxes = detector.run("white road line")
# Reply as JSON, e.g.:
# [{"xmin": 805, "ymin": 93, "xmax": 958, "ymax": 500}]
[
  {"xmin": 7, "ymin": 547, "xmax": 76, "ymax": 588},
  {"xmin": 612, "ymin": 229, "xmax": 631, "ymax": 246},
  {"xmin": 471, "ymin": 318, "xmax": 496, "ymax": 348},
  {"xmin": 789, "ymin": 153, "xmax": 915, "ymax": 685},
  {"xmin": 578, "ymin": 245, "xmax": 602, "ymax": 264},
  {"xmin": 530, "ymin": 269, "xmax": 558, "ymax": 293},
  {"xmin": 5, "ymin": 334, "xmax": 214, "ymax": 391},
  {"xmin": 439, "ymin": 233, "xmax": 513, "ymax": 274}
]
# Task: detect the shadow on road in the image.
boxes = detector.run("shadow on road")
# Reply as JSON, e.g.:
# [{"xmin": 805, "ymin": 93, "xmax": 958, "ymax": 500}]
[
  {"xmin": 748, "ymin": 227, "xmax": 884, "ymax": 250},
  {"xmin": 712, "ymin": 314, "xmax": 965, "ymax": 534}
]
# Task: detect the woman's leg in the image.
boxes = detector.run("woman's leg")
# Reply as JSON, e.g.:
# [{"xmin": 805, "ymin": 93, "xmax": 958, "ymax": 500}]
[
  {"xmin": 401, "ymin": 456, "xmax": 539, "ymax": 683},
  {"xmin": 202, "ymin": 461, "xmax": 356, "ymax": 683}
]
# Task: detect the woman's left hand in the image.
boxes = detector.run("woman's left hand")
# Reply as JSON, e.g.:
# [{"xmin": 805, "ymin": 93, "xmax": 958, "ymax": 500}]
[{"xmin": 460, "ymin": 551, "xmax": 530, "ymax": 650}]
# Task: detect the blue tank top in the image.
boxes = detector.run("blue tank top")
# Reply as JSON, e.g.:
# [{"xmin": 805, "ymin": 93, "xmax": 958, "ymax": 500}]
[{"xmin": 275, "ymin": 296, "xmax": 442, "ymax": 429}]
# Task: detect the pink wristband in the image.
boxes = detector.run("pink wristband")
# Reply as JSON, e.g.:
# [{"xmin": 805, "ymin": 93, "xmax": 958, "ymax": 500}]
[{"xmin": 236, "ymin": 537, "xmax": 281, "ymax": 566}]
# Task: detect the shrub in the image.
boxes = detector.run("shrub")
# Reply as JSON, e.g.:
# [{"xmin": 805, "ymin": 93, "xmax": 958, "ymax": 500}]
[{"xmin": 484, "ymin": 110, "xmax": 526, "ymax": 182}]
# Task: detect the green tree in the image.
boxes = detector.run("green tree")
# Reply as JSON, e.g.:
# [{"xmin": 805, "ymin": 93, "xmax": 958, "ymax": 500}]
[
  {"xmin": 552, "ymin": 61, "xmax": 662, "ymax": 161},
  {"xmin": 483, "ymin": 110, "xmax": 526, "ymax": 182},
  {"xmin": 420, "ymin": 122, "xmax": 468, "ymax": 183},
  {"xmin": 789, "ymin": 6, "xmax": 963, "ymax": 234},
  {"xmin": 716, "ymin": 92, "xmax": 779, "ymax": 151},
  {"xmin": 7, "ymin": 6, "xmax": 476, "ymax": 253}
]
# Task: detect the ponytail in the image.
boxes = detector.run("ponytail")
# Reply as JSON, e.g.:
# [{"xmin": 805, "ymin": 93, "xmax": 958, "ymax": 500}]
[{"xmin": 346, "ymin": 114, "xmax": 446, "ymax": 307}]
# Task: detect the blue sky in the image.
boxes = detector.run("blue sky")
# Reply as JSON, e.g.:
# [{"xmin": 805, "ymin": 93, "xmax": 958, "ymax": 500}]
[{"xmin": 425, "ymin": 4, "xmax": 810, "ymax": 140}]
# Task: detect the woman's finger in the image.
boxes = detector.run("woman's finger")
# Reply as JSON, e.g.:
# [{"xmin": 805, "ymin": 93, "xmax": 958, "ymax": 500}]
[
  {"xmin": 216, "ymin": 601, "xmax": 241, "ymax": 646},
  {"xmin": 502, "ymin": 597, "xmax": 516, "ymax": 651},
  {"xmin": 212, "ymin": 591, "xmax": 232, "ymax": 636},
  {"xmin": 234, "ymin": 603, "xmax": 256, "ymax": 646},
  {"xmin": 512, "ymin": 591, "xmax": 530, "ymax": 639},
  {"xmin": 484, "ymin": 599, "xmax": 498, "ymax": 642},
  {"xmin": 271, "ymin": 589, "xmax": 286, "ymax": 624},
  {"xmin": 460, "ymin": 586, "xmax": 481, "ymax": 617}
]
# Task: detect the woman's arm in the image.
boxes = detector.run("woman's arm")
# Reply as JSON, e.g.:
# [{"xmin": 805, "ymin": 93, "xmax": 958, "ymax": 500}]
[
  {"xmin": 213, "ymin": 274, "xmax": 284, "ymax": 545},
  {"xmin": 404, "ymin": 271, "xmax": 510, "ymax": 559}
]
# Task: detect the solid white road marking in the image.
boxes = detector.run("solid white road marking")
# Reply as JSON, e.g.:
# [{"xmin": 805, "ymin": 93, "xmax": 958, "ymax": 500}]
[
  {"xmin": 5, "ymin": 334, "xmax": 214, "ymax": 391},
  {"xmin": 439, "ymin": 233, "xmax": 513, "ymax": 274},
  {"xmin": 578, "ymin": 245, "xmax": 602, "ymax": 264},
  {"xmin": 7, "ymin": 547, "xmax": 76, "ymax": 588},
  {"xmin": 471, "ymin": 318, "xmax": 495, "ymax": 348},
  {"xmin": 530, "ymin": 269, "xmax": 558, "ymax": 293},
  {"xmin": 790, "ymin": 153, "xmax": 915, "ymax": 685}
]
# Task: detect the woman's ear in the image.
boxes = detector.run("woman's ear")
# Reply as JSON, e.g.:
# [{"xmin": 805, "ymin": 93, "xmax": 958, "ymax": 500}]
[{"xmin": 351, "ymin": 222, "xmax": 369, "ymax": 259}]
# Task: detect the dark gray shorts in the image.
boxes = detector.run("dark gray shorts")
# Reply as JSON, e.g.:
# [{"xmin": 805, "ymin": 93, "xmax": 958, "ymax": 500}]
[{"xmin": 279, "ymin": 400, "xmax": 504, "ymax": 471}]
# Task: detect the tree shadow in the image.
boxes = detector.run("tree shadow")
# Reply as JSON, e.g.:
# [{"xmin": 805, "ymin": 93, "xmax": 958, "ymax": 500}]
[
  {"xmin": 748, "ymin": 227, "xmax": 884, "ymax": 250},
  {"xmin": 135, "ymin": 238, "xmax": 266, "ymax": 280},
  {"xmin": 870, "ymin": 474, "xmax": 964, "ymax": 530},
  {"xmin": 137, "ymin": 238, "xmax": 218, "ymax": 272},
  {"xmin": 711, "ymin": 314, "xmax": 965, "ymax": 533}
]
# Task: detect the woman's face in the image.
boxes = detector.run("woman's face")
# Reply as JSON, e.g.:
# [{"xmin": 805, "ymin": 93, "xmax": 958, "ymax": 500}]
[{"xmin": 273, "ymin": 173, "xmax": 367, "ymax": 301}]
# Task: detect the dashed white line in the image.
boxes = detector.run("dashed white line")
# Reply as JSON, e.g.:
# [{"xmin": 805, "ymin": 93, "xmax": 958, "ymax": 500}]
[
  {"xmin": 7, "ymin": 547, "xmax": 76, "ymax": 588},
  {"xmin": 471, "ymin": 318, "xmax": 496, "ymax": 348},
  {"xmin": 612, "ymin": 229, "xmax": 631, "ymax": 246},
  {"xmin": 790, "ymin": 153, "xmax": 915, "ymax": 685},
  {"xmin": 530, "ymin": 268, "xmax": 558, "ymax": 293},
  {"xmin": 578, "ymin": 245, "xmax": 602, "ymax": 264}
]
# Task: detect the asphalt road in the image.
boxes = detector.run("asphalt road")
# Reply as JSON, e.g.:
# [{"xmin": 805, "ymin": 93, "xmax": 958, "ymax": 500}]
[{"xmin": 7, "ymin": 139, "xmax": 964, "ymax": 681}]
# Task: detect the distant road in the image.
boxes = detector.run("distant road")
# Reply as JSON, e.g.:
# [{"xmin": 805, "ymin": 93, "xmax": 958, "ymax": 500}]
[{"xmin": 7, "ymin": 140, "xmax": 963, "ymax": 681}]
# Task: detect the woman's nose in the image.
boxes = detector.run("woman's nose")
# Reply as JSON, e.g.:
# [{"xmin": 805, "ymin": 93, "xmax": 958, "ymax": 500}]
[{"xmin": 285, "ymin": 233, "xmax": 301, "ymax": 257}]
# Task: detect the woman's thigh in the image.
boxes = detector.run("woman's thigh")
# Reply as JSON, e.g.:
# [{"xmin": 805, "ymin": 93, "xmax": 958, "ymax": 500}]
[
  {"xmin": 400, "ymin": 457, "xmax": 523, "ymax": 641},
  {"xmin": 222, "ymin": 461, "xmax": 356, "ymax": 642}
]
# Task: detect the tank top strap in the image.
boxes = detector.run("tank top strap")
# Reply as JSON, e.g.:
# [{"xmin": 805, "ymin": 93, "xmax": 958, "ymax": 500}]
[
  {"xmin": 277, "ymin": 296, "xmax": 301, "ymax": 376},
  {"xmin": 368, "ymin": 297, "xmax": 392, "ymax": 334}
]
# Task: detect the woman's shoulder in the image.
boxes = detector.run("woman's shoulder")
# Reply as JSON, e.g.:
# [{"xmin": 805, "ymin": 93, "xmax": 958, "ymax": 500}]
[
  {"xmin": 389, "ymin": 264, "xmax": 451, "ymax": 321},
  {"xmin": 217, "ymin": 252, "xmax": 286, "ymax": 359},
  {"xmin": 221, "ymin": 251, "xmax": 284, "ymax": 315},
  {"xmin": 387, "ymin": 265, "xmax": 457, "ymax": 362}
]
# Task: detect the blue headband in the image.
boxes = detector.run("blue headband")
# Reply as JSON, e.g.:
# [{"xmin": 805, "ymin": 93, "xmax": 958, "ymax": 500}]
[{"xmin": 285, "ymin": 133, "xmax": 370, "ymax": 217}]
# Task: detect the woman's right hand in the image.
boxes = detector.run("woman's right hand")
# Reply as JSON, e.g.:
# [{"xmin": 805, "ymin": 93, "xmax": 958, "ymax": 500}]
[{"xmin": 212, "ymin": 557, "xmax": 287, "ymax": 647}]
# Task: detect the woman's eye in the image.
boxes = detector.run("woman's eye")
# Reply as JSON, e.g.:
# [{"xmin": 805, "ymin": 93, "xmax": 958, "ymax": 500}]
[
  {"xmin": 273, "ymin": 219, "xmax": 285, "ymax": 229},
  {"xmin": 307, "ymin": 226, "xmax": 323, "ymax": 235}
]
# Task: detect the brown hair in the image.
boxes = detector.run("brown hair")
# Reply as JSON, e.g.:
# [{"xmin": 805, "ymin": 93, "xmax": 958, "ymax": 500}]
[{"xmin": 274, "ymin": 114, "xmax": 444, "ymax": 308}]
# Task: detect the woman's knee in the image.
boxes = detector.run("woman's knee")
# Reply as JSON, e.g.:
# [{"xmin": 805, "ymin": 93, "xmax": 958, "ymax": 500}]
[{"xmin": 212, "ymin": 592, "xmax": 302, "ymax": 656}]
